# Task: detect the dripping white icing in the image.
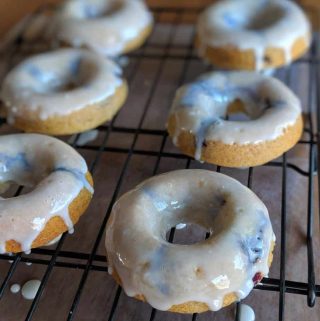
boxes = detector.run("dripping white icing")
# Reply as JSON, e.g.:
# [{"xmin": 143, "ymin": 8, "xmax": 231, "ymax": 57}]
[
  {"xmin": 45, "ymin": 234, "xmax": 62, "ymax": 246},
  {"xmin": 196, "ymin": 0, "xmax": 311, "ymax": 70},
  {"xmin": 105, "ymin": 169, "xmax": 275, "ymax": 311},
  {"xmin": 0, "ymin": 134, "xmax": 93, "ymax": 254},
  {"xmin": 116, "ymin": 56, "xmax": 130, "ymax": 68},
  {"xmin": 239, "ymin": 304, "xmax": 255, "ymax": 321},
  {"xmin": 52, "ymin": 0, "xmax": 153, "ymax": 56},
  {"xmin": 168, "ymin": 71, "xmax": 301, "ymax": 160},
  {"xmin": 0, "ymin": 48, "xmax": 123, "ymax": 122},
  {"xmin": 69, "ymin": 129, "xmax": 99, "ymax": 146}
]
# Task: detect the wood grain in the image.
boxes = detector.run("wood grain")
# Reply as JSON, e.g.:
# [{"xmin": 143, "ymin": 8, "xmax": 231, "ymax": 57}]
[
  {"xmin": 0, "ymin": 0, "xmax": 317, "ymax": 39},
  {"xmin": 0, "ymin": 0, "xmax": 213, "ymax": 38},
  {"xmin": 0, "ymin": 2, "xmax": 319, "ymax": 321}
]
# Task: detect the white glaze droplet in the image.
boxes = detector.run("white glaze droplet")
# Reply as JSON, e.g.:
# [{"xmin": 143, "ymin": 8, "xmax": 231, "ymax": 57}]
[
  {"xmin": 239, "ymin": 304, "xmax": 255, "ymax": 321},
  {"xmin": 75, "ymin": 130, "xmax": 99, "ymax": 146},
  {"xmin": 45, "ymin": 234, "xmax": 62, "ymax": 247},
  {"xmin": 10, "ymin": 283, "xmax": 21, "ymax": 294},
  {"xmin": 21, "ymin": 280, "xmax": 41, "ymax": 300},
  {"xmin": 68, "ymin": 228, "xmax": 75, "ymax": 235}
]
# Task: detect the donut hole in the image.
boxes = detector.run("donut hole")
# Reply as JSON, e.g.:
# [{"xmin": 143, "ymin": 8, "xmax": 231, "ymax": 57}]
[
  {"xmin": 70, "ymin": 0, "xmax": 123, "ymax": 19},
  {"xmin": 25, "ymin": 58, "xmax": 99, "ymax": 94},
  {"xmin": 222, "ymin": 3, "xmax": 285, "ymax": 31},
  {"xmin": 166, "ymin": 223, "xmax": 212, "ymax": 245},
  {"xmin": 226, "ymin": 99, "xmax": 252, "ymax": 121},
  {"xmin": 144, "ymin": 183, "xmax": 235, "ymax": 245},
  {"xmin": 226, "ymin": 98, "xmax": 266, "ymax": 122},
  {"xmin": 245, "ymin": 4, "xmax": 285, "ymax": 31}
]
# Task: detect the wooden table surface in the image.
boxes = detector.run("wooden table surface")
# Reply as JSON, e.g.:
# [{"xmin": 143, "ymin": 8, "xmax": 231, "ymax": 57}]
[
  {"xmin": 0, "ymin": 1, "xmax": 319, "ymax": 321},
  {"xmin": 0, "ymin": 0, "xmax": 318, "ymax": 39},
  {"xmin": 0, "ymin": 0, "xmax": 214, "ymax": 38}
]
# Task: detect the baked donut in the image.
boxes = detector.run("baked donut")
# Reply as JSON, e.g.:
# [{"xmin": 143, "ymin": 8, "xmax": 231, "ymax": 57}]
[
  {"xmin": 1, "ymin": 48, "xmax": 128, "ymax": 135},
  {"xmin": 167, "ymin": 71, "xmax": 303, "ymax": 168},
  {"xmin": 51, "ymin": 0, "xmax": 153, "ymax": 56},
  {"xmin": 196, "ymin": 0, "xmax": 311, "ymax": 70},
  {"xmin": 0, "ymin": 134, "xmax": 93, "ymax": 254},
  {"xmin": 105, "ymin": 169, "xmax": 275, "ymax": 313}
]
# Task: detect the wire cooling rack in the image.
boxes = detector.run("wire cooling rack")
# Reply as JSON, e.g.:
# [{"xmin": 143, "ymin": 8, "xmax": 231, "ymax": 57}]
[{"xmin": 0, "ymin": 4, "xmax": 319, "ymax": 321}]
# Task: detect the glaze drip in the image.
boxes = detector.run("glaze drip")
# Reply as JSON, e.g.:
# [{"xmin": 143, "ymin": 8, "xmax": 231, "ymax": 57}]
[
  {"xmin": 0, "ymin": 134, "xmax": 93, "ymax": 253},
  {"xmin": 52, "ymin": 0, "xmax": 153, "ymax": 56},
  {"xmin": 106, "ymin": 170, "xmax": 275, "ymax": 311},
  {"xmin": 1, "ymin": 49, "xmax": 123, "ymax": 122},
  {"xmin": 197, "ymin": 0, "xmax": 311, "ymax": 70},
  {"xmin": 169, "ymin": 71, "xmax": 301, "ymax": 160}
]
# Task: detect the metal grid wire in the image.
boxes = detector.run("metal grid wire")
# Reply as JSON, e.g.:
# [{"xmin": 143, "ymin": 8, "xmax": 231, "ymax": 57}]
[{"xmin": 0, "ymin": 4, "xmax": 319, "ymax": 321}]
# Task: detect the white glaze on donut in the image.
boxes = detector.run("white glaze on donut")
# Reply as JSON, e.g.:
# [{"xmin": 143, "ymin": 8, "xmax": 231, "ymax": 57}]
[
  {"xmin": 53, "ymin": 0, "xmax": 153, "ymax": 56},
  {"xmin": 169, "ymin": 71, "xmax": 302, "ymax": 160},
  {"xmin": 197, "ymin": 0, "xmax": 311, "ymax": 70},
  {"xmin": 1, "ymin": 49, "xmax": 123, "ymax": 122},
  {"xmin": 105, "ymin": 169, "xmax": 275, "ymax": 311},
  {"xmin": 0, "ymin": 134, "xmax": 93, "ymax": 253}
]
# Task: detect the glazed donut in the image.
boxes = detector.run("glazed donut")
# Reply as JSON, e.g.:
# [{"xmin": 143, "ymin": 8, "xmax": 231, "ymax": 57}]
[
  {"xmin": 105, "ymin": 169, "xmax": 275, "ymax": 313},
  {"xmin": 167, "ymin": 71, "xmax": 303, "ymax": 168},
  {"xmin": 52, "ymin": 0, "xmax": 153, "ymax": 56},
  {"xmin": 196, "ymin": 0, "xmax": 311, "ymax": 70},
  {"xmin": 1, "ymin": 49, "xmax": 127, "ymax": 135},
  {"xmin": 0, "ymin": 134, "xmax": 93, "ymax": 254}
]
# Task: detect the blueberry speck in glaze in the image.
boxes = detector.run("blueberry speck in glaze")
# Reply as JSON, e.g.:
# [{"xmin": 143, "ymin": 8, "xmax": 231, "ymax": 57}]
[
  {"xmin": 143, "ymin": 187, "xmax": 169, "ymax": 212},
  {"xmin": 264, "ymin": 98, "xmax": 272, "ymax": 110},
  {"xmin": 69, "ymin": 57, "xmax": 82, "ymax": 77},
  {"xmin": 145, "ymin": 245, "xmax": 171, "ymax": 295},
  {"xmin": 240, "ymin": 229, "xmax": 264, "ymax": 264},
  {"xmin": 252, "ymin": 272, "xmax": 263, "ymax": 285},
  {"xmin": 220, "ymin": 198, "xmax": 227, "ymax": 206},
  {"xmin": 84, "ymin": 5, "xmax": 100, "ymax": 18},
  {"xmin": 181, "ymin": 79, "xmax": 227, "ymax": 108},
  {"xmin": 26, "ymin": 65, "xmax": 44, "ymax": 81},
  {"xmin": 263, "ymin": 55, "xmax": 272, "ymax": 63},
  {"xmin": 223, "ymin": 13, "xmax": 241, "ymax": 28},
  {"xmin": 0, "ymin": 153, "xmax": 31, "ymax": 173}
]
